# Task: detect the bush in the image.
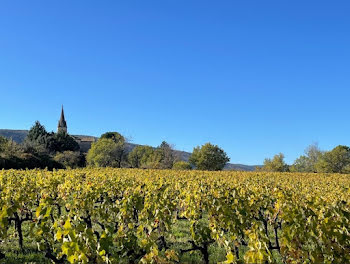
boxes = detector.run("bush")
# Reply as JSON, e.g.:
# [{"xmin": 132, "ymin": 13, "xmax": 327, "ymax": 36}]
[
  {"xmin": 54, "ymin": 151, "xmax": 85, "ymax": 168},
  {"xmin": 172, "ymin": 161, "xmax": 191, "ymax": 170}
]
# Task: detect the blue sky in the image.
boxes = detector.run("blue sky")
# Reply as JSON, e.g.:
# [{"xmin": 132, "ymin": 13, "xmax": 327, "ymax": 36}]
[{"xmin": 0, "ymin": 1, "xmax": 349, "ymax": 165}]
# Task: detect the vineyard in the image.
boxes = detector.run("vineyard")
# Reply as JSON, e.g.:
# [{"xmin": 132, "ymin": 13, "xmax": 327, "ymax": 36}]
[{"xmin": 0, "ymin": 169, "xmax": 349, "ymax": 263}]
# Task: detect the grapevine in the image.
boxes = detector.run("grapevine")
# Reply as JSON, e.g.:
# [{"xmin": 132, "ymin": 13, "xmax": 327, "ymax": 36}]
[{"xmin": 0, "ymin": 169, "xmax": 349, "ymax": 263}]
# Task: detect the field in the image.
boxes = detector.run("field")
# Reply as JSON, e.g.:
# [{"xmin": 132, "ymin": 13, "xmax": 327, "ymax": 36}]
[{"xmin": 0, "ymin": 169, "xmax": 349, "ymax": 263}]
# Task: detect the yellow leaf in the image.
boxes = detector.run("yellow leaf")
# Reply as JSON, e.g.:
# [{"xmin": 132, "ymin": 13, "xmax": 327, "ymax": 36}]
[
  {"xmin": 225, "ymin": 251, "xmax": 235, "ymax": 263},
  {"xmin": 64, "ymin": 219, "xmax": 72, "ymax": 230}
]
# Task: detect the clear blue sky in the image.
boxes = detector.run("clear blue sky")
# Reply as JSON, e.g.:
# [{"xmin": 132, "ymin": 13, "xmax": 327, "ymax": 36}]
[{"xmin": 0, "ymin": 1, "xmax": 349, "ymax": 165}]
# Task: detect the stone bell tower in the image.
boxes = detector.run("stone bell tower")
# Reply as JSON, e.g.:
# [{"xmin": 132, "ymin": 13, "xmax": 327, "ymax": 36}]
[{"xmin": 57, "ymin": 105, "xmax": 67, "ymax": 133}]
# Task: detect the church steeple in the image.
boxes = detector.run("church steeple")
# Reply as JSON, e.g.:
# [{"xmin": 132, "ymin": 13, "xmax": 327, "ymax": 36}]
[{"xmin": 57, "ymin": 105, "xmax": 67, "ymax": 133}]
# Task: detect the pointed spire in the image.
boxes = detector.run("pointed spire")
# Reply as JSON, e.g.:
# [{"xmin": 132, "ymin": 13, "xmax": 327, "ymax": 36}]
[
  {"xmin": 57, "ymin": 105, "xmax": 67, "ymax": 133},
  {"xmin": 60, "ymin": 105, "xmax": 65, "ymax": 121}
]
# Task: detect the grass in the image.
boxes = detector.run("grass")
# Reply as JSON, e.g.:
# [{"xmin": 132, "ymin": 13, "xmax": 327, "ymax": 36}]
[
  {"xmin": 0, "ymin": 225, "xmax": 50, "ymax": 264},
  {"xmin": 167, "ymin": 218, "xmax": 227, "ymax": 264},
  {"xmin": 0, "ymin": 218, "xmax": 227, "ymax": 264},
  {"xmin": 0, "ymin": 217, "xmax": 283, "ymax": 263}
]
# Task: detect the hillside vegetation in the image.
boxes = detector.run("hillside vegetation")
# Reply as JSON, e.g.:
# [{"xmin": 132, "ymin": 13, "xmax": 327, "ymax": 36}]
[{"xmin": 0, "ymin": 129, "xmax": 257, "ymax": 171}]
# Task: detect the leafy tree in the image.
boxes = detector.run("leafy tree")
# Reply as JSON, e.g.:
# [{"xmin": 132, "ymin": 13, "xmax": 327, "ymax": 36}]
[
  {"xmin": 0, "ymin": 136, "xmax": 8, "ymax": 153},
  {"xmin": 157, "ymin": 141, "xmax": 176, "ymax": 169},
  {"xmin": 140, "ymin": 149, "xmax": 163, "ymax": 169},
  {"xmin": 0, "ymin": 136, "xmax": 11, "ymax": 154},
  {"xmin": 87, "ymin": 138, "xmax": 124, "ymax": 167},
  {"xmin": 305, "ymin": 143, "xmax": 322, "ymax": 166},
  {"xmin": 315, "ymin": 145, "xmax": 350, "ymax": 173},
  {"xmin": 100, "ymin": 132, "xmax": 127, "ymax": 166},
  {"xmin": 173, "ymin": 161, "xmax": 192, "ymax": 170},
  {"xmin": 0, "ymin": 136, "xmax": 21, "ymax": 157},
  {"xmin": 290, "ymin": 155, "xmax": 311, "ymax": 172},
  {"xmin": 0, "ymin": 133, "xmax": 62, "ymax": 170},
  {"xmin": 23, "ymin": 121, "xmax": 50, "ymax": 154},
  {"xmin": 24, "ymin": 121, "xmax": 80, "ymax": 154},
  {"xmin": 128, "ymin": 145, "xmax": 154, "ymax": 168},
  {"xmin": 189, "ymin": 143, "xmax": 230, "ymax": 171},
  {"xmin": 49, "ymin": 132, "xmax": 80, "ymax": 153},
  {"xmin": 26, "ymin": 121, "xmax": 48, "ymax": 142},
  {"xmin": 290, "ymin": 143, "xmax": 322, "ymax": 172},
  {"xmin": 22, "ymin": 139, "xmax": 47, "ymax": 155},
  {"xmin": 100, "ymin": 132, "xmax": 125, "ymax": 144},
  {"xmin": 54, "ymin": 151, "xmax": 85, "ymax": 168},
  {"xmin": 2, "ymin": 122, "xmax": 72, "ymax": 170},
  {"xmin": 262, "ymin": 153, "xmax": 289, "ymax": 172},
  {"xmin": 128, "ymin": 142, "xmax": 176, "ymax": 169}
]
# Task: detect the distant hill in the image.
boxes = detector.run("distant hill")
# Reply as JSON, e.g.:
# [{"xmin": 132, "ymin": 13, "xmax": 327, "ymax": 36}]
[
  {"xmin": 223, "ymin": 163, "xmax": 259, "ymax": 171},
  {"xmin": 0, "ymin": 129, "xmax": 258, "ymax": 171},
  {"xmin": 0, "ymin": 129, "xmax": 28, "ymax": 143}
]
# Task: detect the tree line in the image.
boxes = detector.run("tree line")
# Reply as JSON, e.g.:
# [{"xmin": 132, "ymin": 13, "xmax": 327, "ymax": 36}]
[
  {"xmin": 0, "ymin": 121, "xmax": 83, "ymax": 169},
  {"xmin": 86, "ymin": 131, "xmax": 229, "ymax": 170},
  {"xmin": 0, "ymin": 121, "xmax": 230, "ymax": 171},
  {"xmin": 2, "ymin": 121, "xmax": 350, "ymax": 174},
  {"xmin": 261, "ymin": 143, "xmax": 350, "ymax": 173}
]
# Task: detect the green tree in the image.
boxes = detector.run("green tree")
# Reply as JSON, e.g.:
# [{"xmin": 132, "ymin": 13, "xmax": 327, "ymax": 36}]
[
  {"xmin": 315, "ymin": 145, "xmax": 350, "ymax": 173},
  {"xmin": 173, "ymin": 161, "xmax": 192, "ymax": 170},
  {"xmin": 290, "ymin": 143, "xmax": 322, "ymax": 172},
  {"xmin": 290, "ymin": 155, "xmax": 310, "ymax": 172},
  {"xmin": 100, "ymin": 132, "xmax": 125, "ymax": 143},
  {"xmin": 141, "ymin": 149, "xmax": 163, "ymax": 169},
  {"xmin": 157, "ymin": 141, "xmax": 176, "ymax": 169},
  {"xmin": 0, "ymin": 136, "xmax": 21, "ymax": 157},
  {"xmin": 1, "ymin": 125, "xmax": 65, "ymax": 170},
  {"xmin": 262, "ymin": 153, "xmax": 289, "ymax": 172},
  {"xmin": 26, "ymin": 121, "xmax": 48, "ymax": 142},
  {"xmin": 24, "ymin": 121, "xmax": 80, "ymax": 154},
  {"xmin": 128, "ymin": 145, "xmax": 154, "ymax": 168},
  {"xmin": 128, "ymin": 142, "xmax": 176, "ymax": 169},
  {"xmin": 189, "ymin": 143, "xmax": 230, "ymax": 171},
  {"xmin": 0, "ymin": 136, "xmax": 7, "ymax": 153},
  {"xmin": 54, "ymin": 151, "xmax": 85, "ymax": 168},
  {"xmin": 23, "ymin": 121, "xmax": 50, "ymax": 154},
  {"xmin": 49, "ymin": 132, "xmax": 80, "ymax": 153},
  {"xmin": 87, "ymin": 138, "xmax": 124, "ymax": 167},
  {"xmin": 101, "ymin": 132, "xmax": 127, "ymax": 166},
  {"xmin": 305, "ymin": 143, "xmax": 322, "ymax": 166}
]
